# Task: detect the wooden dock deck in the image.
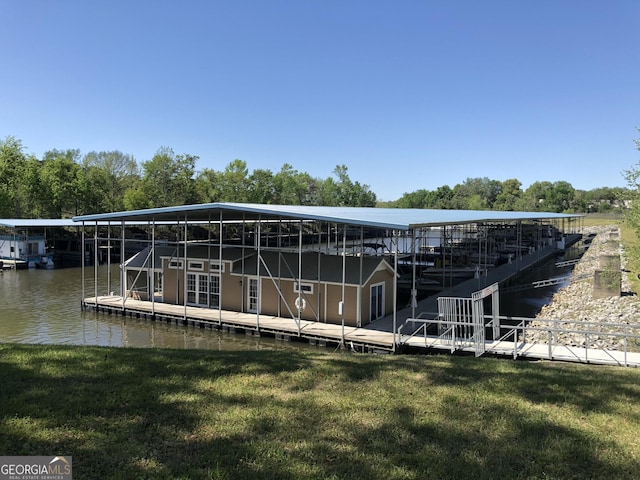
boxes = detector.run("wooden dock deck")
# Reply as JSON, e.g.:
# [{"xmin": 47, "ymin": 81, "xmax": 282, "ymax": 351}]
[
  {"xmin": 83, "ymin": 296, "xmax": 396, "ymax": 352},
  {"xmin": 83, "ymin": 294, "xmax": 640, "ymax": 366}
]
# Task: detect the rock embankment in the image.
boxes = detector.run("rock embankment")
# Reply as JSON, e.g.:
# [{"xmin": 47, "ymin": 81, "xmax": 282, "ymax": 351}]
[{"xmin": 524, "ymin": 225, "xmax": 640, "ymax": 350}]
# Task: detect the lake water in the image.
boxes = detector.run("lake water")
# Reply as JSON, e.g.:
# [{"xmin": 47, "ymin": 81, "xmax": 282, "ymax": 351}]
[
  {"xmin": 0, "ymin": 265, "xmax": 318, "ymax": 351},
  {"xmin": 0, "ymin": 251, "xmax": 575, "ymax": 350}
]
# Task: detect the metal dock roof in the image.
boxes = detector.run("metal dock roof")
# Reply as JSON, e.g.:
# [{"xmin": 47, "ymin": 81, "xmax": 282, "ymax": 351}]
[
  {"xmin": 0, "ymin": 219, "xmax": 79, "ymax": 228},
  {"xmin": 72, "ymin": 203, "xmax": 581, "ymax": 231}
]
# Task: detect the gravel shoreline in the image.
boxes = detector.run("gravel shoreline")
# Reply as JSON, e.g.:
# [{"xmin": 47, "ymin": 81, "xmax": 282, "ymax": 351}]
[{"xmin": 524, "ymin": 225, "xmax": 640, "ymax": 351}]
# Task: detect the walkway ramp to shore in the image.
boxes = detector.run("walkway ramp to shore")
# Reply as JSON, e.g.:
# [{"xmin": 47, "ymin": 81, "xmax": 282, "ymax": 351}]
[
  {"xmin": 400, "ymin": 314, "xmax": 640, "ymax": 367},
  {"xmin": 368, "ymin": 243, "xmax": 561, "ymax": 334}
]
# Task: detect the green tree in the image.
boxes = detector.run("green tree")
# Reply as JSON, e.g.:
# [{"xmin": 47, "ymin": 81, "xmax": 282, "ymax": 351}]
[
  {"xmin": 451, "ymin": 177, "xmax": 502, "ymax": 210},
  {"xmin": 394, "ymin": 189, "xmax": 431, "ymax": 209},
  {"xmin": 623, "ymin": 128, "xmax": 640, "ymax": 236},
  {"xmin": 219, "ymin": 159, "xmax": 249, "ymax": 203},
  {"xmin": 83, "ymin": 151, "xmax": 139, "ymax": 212},
  {"xmin": 547, "ymin": 181, "xmax": 576, "ymax": 213},
  {"xmin": 517, "ymin": 180, "xmax": 576, "ymax": 213},
  {"xmin": 329, "ymin": 165, "xmax": 377, "ymax": 207},
  {"xmin": 136, "ymin": 147, "xmax": 198, "ymax": 208},
  {"xmin": 247, "ymin": 168, "xmax": 276, "ymax": 204},
  {"xmin": 273, "ymin": 164, "xmax": 314, "ymax": 205},
  {"xmin": 493, "ymin": 179, "xmax": 523, "ymax": 211},
  {"xmin": 0, "ymin": 136, "xmax": 32, "ymax": 217},
  {"xmin": 39, "ymin": 149, "xmax": 84, "ymax": 217},
  {"xmin": 195, "ymin": 168, "xmax": 223, "ymax": 203}
]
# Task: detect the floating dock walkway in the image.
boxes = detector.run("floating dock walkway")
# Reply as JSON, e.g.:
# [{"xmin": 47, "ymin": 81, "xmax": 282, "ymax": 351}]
[{"xmin": 83, "ymin": 295, "xmax": 397, "ymax": 352}]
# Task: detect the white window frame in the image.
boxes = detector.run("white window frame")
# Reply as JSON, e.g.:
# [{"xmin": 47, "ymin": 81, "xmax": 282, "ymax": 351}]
[
  {"xmin": 186, "ymin": 273, "xmax": 197, "ymax": 304},
  {"xmin": 188, "ymin": 260, "xmax": 205, "ymax": 271},
  {"xmin": 209, "ymin": 261, "xmax": 226, "ymax": 273},
  {"xmin": 247, "ymin": 277, "xmax": 259, "ymax": 313},
  {"xmin": 294, "ymin": 281, "xmax": 314, "ymax": 294},
  {"xmin": 168, "ymin": 259, "xmax": 184, "ymax": 269},
  {"xmin": 209, "ymin": 274, "xmax": 220, "ymax": 307}
]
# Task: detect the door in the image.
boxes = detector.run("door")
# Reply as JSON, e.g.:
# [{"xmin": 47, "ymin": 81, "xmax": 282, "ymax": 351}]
[
  {"xmin": 198, "ymin": 274, "xmax": 209, "ymax": 305},
  {"xmin": 370, "ymin": 282, "xmax": 385, "ymax": 321},
  {"xmin": 186, "ymin": 273, "xmax": 197, "ymax": 304},
  {"xmin": 209, "ymin": 275, "xmax": 220, "ymax": 307},
  {"xmin": 247, "ymin": 277, "xmax": 259, "ymax": 313},
  {"xmin": 187, "ymin": 273, "xmax": 213, "ymax": 307}
]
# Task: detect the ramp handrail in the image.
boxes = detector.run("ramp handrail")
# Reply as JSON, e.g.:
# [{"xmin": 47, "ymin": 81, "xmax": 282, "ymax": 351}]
[{"xmin": 400, "ymin": 313, "xmax": 640, "ymax": 367}]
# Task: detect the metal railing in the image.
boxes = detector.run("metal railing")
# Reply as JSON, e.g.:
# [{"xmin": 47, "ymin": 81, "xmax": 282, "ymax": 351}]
[{"xmin": 399, "ymin": 313, "xmax": 640, "ymax": 367}]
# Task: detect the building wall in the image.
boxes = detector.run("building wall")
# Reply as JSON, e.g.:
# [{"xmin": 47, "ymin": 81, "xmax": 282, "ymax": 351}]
[
  {"xmin": 0, "ymin": 237, "xmax": 45, "ymax": 259},
  {"xmin": 161, "ymin": 258, "xmax": 241, "ymax": 307},
  {"xmin": 323, "ymin": 284, "xmax": 359, "ymax": 326},
  {"xmin": 159, "ymin": 256, "xmax": 394, "ymax": 327},
  {"xmin": 254, "ymin": 277, "xmax": 357, "ymax": 324}
]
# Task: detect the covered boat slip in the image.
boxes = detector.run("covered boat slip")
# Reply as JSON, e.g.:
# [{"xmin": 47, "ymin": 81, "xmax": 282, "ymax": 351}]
[{"xmin": 74, "ymin": 203, "xmax": 581, "ymax": 355}]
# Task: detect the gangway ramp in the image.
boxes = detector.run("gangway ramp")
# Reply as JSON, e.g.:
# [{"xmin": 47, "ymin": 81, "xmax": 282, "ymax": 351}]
[{"xmin": 400, "ymin": 314, "xmax": 640, "ymax": 367}]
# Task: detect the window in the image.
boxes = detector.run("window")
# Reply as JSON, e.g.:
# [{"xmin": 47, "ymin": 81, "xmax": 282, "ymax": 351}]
[
  {"xmin": 187, "ymin": 273, "xmax": 197, "ymax": 303},
  {"xmin": 248, "ymin": 278, "xmax": 259, "ymax": 313},
  {"xmin": 209, "ymin": 275, "xmax": 220, "ymax": 307},
  {"xmin": 168, "ymin": 259, "xmax": 184, "ymax": 269},
  {"xmin": 209, "ymin": 261, "xmax": 226, "ymax": 273},
  {"xmin": 294, "ymin": 282, "xmax": 314, "ymax": 294},
  {"xmin": 188, "ymin": 261, "xmax": 204, "ymax": 271},
  {"xmin": 198, "ymin": 274, "xmax": 209, "ymax": 304}
]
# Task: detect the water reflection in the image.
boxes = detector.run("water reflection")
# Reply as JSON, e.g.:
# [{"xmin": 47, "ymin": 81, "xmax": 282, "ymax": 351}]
[{"xmin": 0, "ymin": 266, "xmax": 316, "ymax": 352}]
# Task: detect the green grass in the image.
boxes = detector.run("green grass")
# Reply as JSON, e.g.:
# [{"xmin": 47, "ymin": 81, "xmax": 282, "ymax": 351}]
[{"xmin": 2, "ymin": 344, "xmax": 640, "ymax": 479}]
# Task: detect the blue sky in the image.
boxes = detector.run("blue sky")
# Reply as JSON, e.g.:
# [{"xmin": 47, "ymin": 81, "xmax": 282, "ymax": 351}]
[{"xmin": 1, "ymin": 1, "xmax": 639, "ymax": 201}]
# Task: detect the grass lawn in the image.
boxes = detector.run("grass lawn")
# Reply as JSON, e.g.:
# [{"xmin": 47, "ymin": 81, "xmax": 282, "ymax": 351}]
[{"xmin": 1, "ymin": 344, "xmax": 640, "ymax": 479}]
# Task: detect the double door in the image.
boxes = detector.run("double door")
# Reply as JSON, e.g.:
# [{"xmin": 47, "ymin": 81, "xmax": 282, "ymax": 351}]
[{"xmin": 186, "ymin": 273, "xmax": 220, "ymax": 307}]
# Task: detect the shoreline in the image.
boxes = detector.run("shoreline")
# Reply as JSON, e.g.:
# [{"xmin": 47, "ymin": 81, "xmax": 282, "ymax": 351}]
[{"xmin": 525, "ymin": 225, "xmax": 640, "ymax": 350}]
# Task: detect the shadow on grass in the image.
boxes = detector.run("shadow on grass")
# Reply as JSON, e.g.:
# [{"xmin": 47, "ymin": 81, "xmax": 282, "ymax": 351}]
[{"xmin": 1, "ymin": 345, "xmax": 640, "ymax": 479}]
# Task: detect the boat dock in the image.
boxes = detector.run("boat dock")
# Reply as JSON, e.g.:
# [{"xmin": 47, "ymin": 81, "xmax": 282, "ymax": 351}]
[
  {"xmin": 83, "ymin": 295, "xmax": 397, "ymax": 352},
  {"xmin": 82, "ymin": 294, "xmax": 640, "ymax": 366},
  {"xmin": 81, "ymin": 232, "xmax": 640, "ymax": 366}
]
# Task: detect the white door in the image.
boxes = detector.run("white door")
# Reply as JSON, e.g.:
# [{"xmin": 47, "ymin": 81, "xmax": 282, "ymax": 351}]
[
  {"xmin": 186, "ymin": 273, "xmax": 197, "ymax": 304},
  {"xmin": 370, "ymin": 283, "xmax": 385, "ymax": 321},
  {"xmin": 187, "ymin": 273, "xmax": 212, "ymax": 307},
  {"xmin": 247, "ymin": 278, "xmax": 259, "ymax": 313},
  {"xmin": 209, "ymin": 275, "xmax": 220, "ymax": 308},
  {"xmin": 198, "ymin": 274, "xmax": 209, "ymax": 305}
]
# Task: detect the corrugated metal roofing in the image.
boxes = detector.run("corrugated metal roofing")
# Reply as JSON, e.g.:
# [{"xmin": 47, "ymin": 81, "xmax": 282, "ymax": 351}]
[
  {"xmin": 0, "ymin": 219, "xmax": 79, "ymax": 228},
  {"xmin": 73, "ymin": 203, "xmax": 581, "ymax": 231},
  {"xmin": 0, "ymin": 219, "xmax": 173, "ymax": 229}
]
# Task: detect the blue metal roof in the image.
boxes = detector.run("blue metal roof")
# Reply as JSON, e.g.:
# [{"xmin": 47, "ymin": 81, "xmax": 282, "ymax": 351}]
[
  {"xmin": 0, "ymin": 219, "xmax": 78, "ymax": 228},
  {"xmin": 72, "ymin": 203, "xmax": 581, "ymax": 231},
  {"xmin": 0, "ymin": 219, "xmax": 168, "ymax": 229}
]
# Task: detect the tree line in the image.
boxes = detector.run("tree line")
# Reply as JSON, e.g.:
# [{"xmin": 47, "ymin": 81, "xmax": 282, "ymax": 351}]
[
  {"xmin": 0, "ymin": 135, "xmax": 631, "ymax": 219},
  {"xmin": 0, "ymin": 137, "xmax": 377, "ymax": 218},
  {"xmin": 386, "ymin": 177, "xmax": 629, "ymax": 213}
]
